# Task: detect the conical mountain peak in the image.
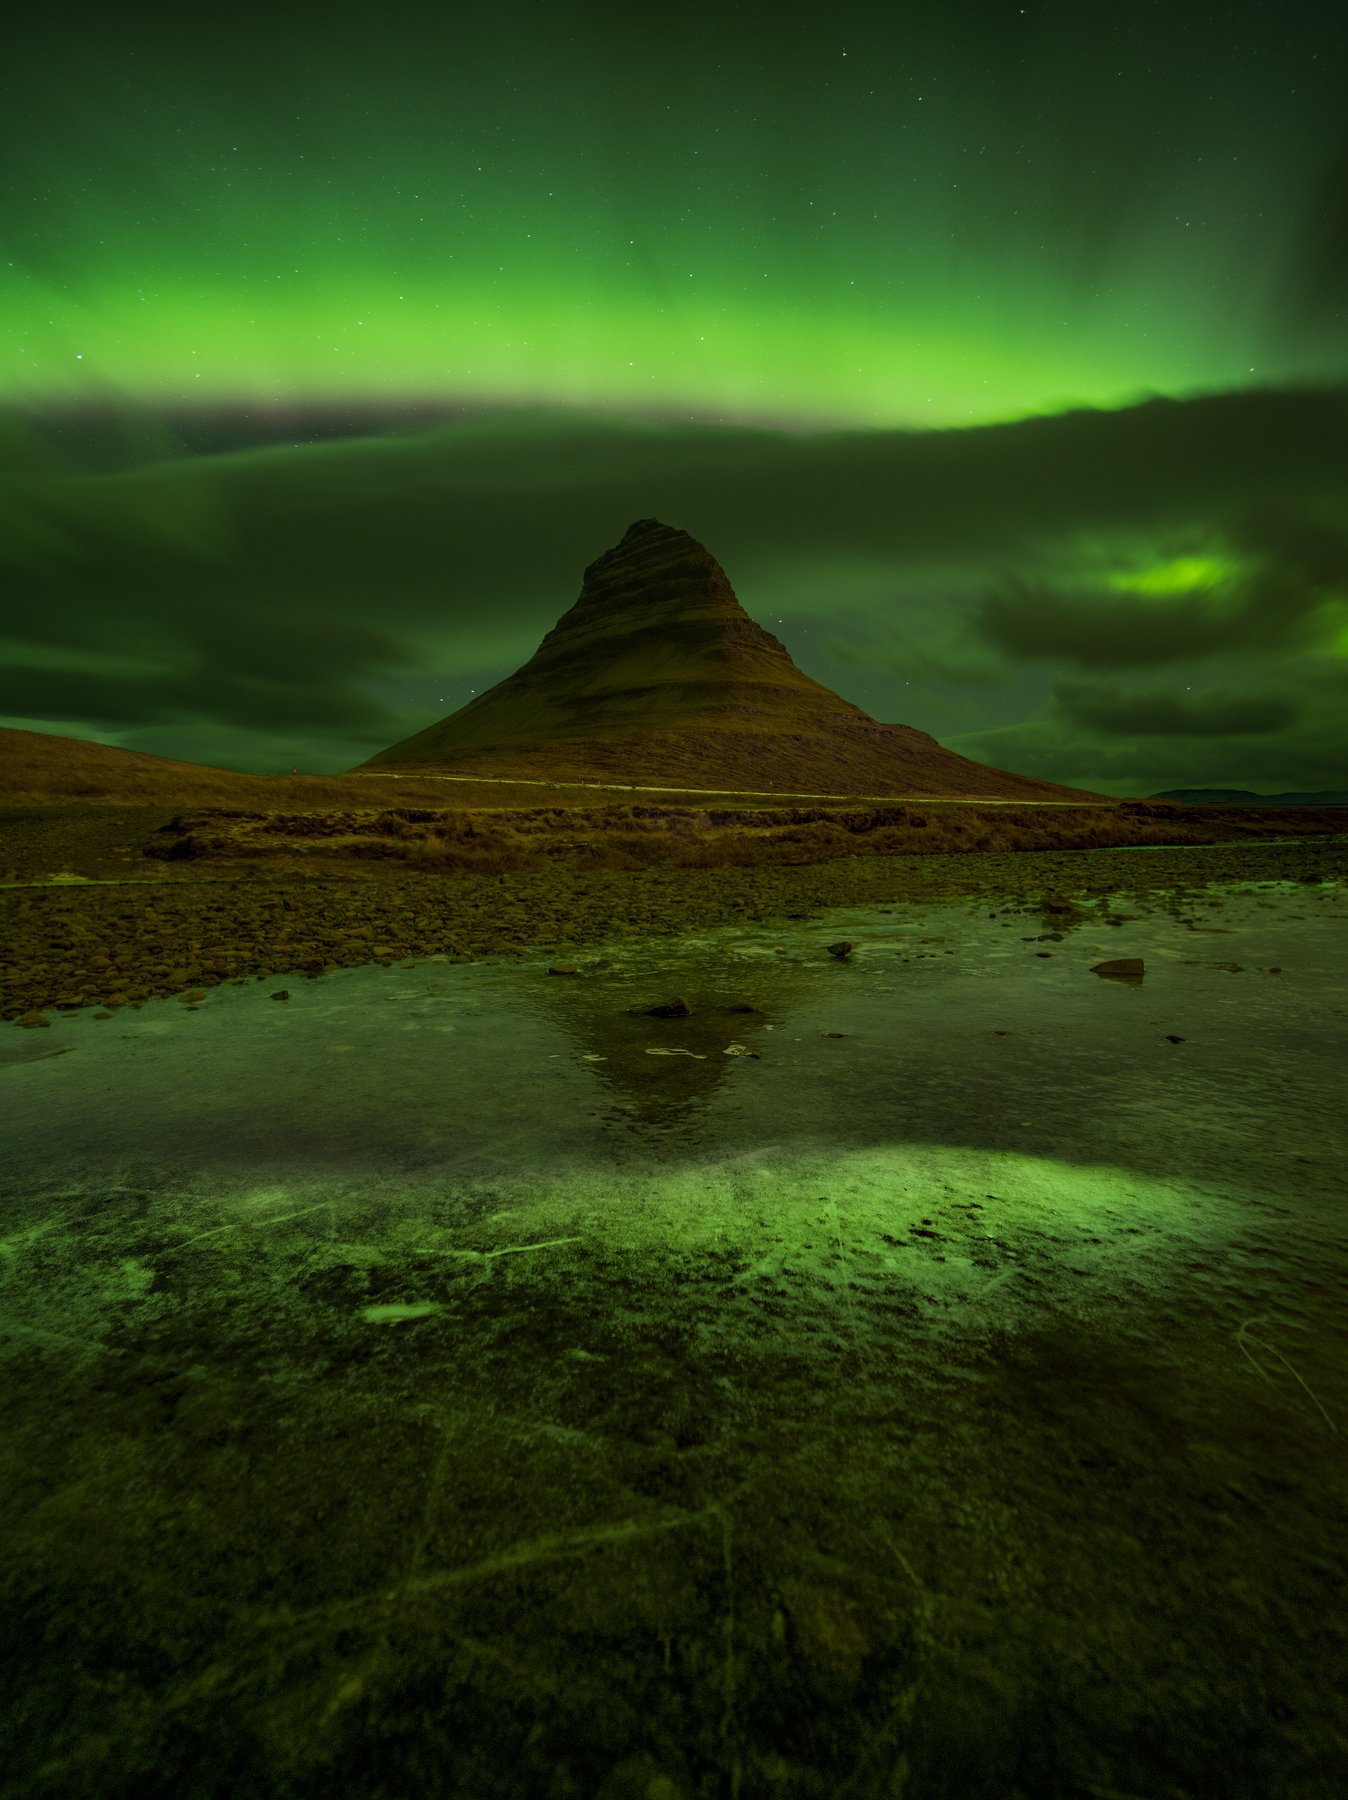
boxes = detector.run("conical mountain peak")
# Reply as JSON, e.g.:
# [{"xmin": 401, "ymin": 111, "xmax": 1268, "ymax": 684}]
[
  {"xmin": 356, "ymin": 522, "xmax": 1101, "ymax": 800},
  {"xmin": 574, "ymin": 518, "xmax": 743, "ymax": 621}
]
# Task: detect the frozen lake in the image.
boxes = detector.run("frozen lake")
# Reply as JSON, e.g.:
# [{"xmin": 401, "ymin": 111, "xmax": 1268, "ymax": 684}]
[{"xmin": 3, "ymin": 876, "xmax": 1346, "ymax": 1798}]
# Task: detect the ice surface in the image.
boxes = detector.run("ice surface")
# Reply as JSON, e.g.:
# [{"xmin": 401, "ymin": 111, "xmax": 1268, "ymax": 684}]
[
  {"xmin": 3, "ymin": 879, "xmax": 1346, "ymax": 1797},
  {"xmin": 3, "ymin": 879, "xmax": 1344, "ymax": 1339}
]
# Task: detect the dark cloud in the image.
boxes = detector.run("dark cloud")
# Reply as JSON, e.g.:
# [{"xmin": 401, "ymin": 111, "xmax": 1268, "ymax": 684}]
[
  {"xmin": 0, "ymin": 660, "xmax": 398, "ymax": 736},
  {"xmin": 6, "ymin": 384, "xmax": 1348, "ymax": 589},
  {"xmin": 1052, "ymin": 678, "xmax": 1299, "ymax": 738},
  {"xmin": 194, "ymin": 611, "xmax": 407, "ymax": 687},
  {"xmin": 194, "ymin": 671, "xmax": 399, "ymax": 734},
  {"xmin": 949, "ymin": 706, "xmax": 1348, "ymax": 797},
  {"xmin": 1, "ymin": 385, "xmax": 1346, "ymax": 787},
  {"xmin": 1226, "ymin": 502, "xmax": 1348, "ymax": 591},
  {"xmin": 975, "ymin": 498, "xmax": 1348, "ymax": 670},
  {"xmin": 976, "ymin": 579, "xmax": 1236, "ymax": 667}
]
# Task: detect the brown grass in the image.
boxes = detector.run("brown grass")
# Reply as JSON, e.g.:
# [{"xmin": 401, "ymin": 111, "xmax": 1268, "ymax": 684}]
[
  {"xmin": 5, "ymin": 729, "xmax": 1346, "ymax": 884},
  {"xmin": 132, "ymin": 797, "xmax": 1348, "ymax": 881}
]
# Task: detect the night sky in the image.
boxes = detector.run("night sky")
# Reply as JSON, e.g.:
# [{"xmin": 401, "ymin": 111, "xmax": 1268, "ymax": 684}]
[{"xmin": 3, "ymin": 0, "xmax": 1346, "ymax": 795}]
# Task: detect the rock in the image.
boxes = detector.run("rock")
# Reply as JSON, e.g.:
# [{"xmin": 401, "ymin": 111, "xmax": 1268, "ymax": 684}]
[
  {"xmin": 822, "ymin": 1030, "xmax": 846, "ymax": 1037},
  {"xmin": 106, "ymin": 992, "xmax": 128, "ymax": 1007},
  {"xmin": 17, "ymin": 1011, "xmax": 50, "ymax": 1029},
  {"xmin": 179, "ymin": 990, "xmax": 207, "ymax": 1004},
  {"xmin": 725, "ymin": 1002, "xmax": 759, "ymax": 1013},
  {"xmin": 1166, "ymin": 1034, "xmax": 1185, "ymax": 1043},
  {"xmin": 548, "ymin": 965, "xmax": 580, "ymax": 976},
  {"xmin": 271, "ymin": 989, "xmax": 290, "ymax": 1001},
  {"xmin": 1090, "ymin": 958, "xmax": 1144, "ymax": 980},
  {"xmin": 92, "ymin": 1011, "xmax": 114, "ymax": 1020},
  {"xmin": 826, "ymin": 941, "xmax": 853, "ymax": 959},
  {"xmin": 634, "ymin": 997, "xmax": 692, "ymax": 1017}
]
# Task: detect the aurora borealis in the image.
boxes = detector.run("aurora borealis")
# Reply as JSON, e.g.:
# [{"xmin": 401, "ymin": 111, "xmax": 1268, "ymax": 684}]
[{"xmin": 2, "ymin": 0, "xmax": 1346, "ymax": 794}]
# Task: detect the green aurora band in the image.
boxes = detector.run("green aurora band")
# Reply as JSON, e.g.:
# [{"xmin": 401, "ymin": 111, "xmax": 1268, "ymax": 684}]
[{"xmin": 4, "ymin": 2, "xmax": 1345, "ymax": 428}]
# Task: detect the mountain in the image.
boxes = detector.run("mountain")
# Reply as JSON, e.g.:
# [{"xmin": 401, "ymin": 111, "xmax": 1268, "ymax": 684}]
[
  {"xmin": 356, "ymin": 518, "xmax": 1103, "ymax": 800},
  {"xmin": 1150, "ymin": 788, "xmax": 1348, "ymax": 805},
  {"xmin": 0, "ymin": 725, "xmax": 492, "ymax": 809}
]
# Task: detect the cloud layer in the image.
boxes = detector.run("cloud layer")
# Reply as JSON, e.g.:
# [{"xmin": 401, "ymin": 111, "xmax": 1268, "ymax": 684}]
[{"xmin": 1, "ymin": 386, "xmax": 1345, "ymax": 792}]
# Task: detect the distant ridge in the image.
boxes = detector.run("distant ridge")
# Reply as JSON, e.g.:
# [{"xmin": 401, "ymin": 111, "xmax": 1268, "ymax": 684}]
[
  {"xmin": 1150, "ymin": 788, "xmax": 1348, "ymax": 805},
  {"xmin": 356, "ymin": 519, "xmax": 1104, "ymax": 800}
]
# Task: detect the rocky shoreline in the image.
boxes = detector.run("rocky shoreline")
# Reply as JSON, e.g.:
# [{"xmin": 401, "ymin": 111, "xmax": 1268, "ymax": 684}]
[{"xmin": 4, "ymin": 834, "xmax": 1345, "ymax": 1026}]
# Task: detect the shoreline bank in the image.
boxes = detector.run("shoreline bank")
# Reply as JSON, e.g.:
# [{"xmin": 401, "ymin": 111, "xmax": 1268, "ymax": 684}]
[{"xmin": 4, "ymin": 834, "xmax": 1344, "ymax": 1024}]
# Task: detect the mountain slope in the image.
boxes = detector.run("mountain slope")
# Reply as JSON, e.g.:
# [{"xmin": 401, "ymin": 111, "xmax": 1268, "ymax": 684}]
[{"xmin": 357, "ymin": 518, "xmax": 1103, "ymax": 800}]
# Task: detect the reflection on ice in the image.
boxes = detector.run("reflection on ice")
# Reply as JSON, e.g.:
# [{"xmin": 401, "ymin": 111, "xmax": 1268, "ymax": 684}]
[{"xmin": 3, "ymin": 877, "xmax": 1345, "ymax": 1190}]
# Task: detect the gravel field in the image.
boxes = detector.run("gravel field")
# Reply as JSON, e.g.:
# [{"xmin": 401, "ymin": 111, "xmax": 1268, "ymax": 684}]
[{"xmin": 4, "ymin": 810, "xmax": 1345, "ymax": 1022}]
